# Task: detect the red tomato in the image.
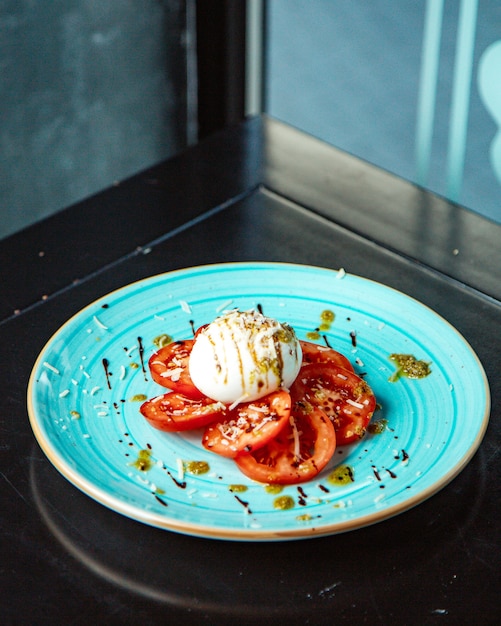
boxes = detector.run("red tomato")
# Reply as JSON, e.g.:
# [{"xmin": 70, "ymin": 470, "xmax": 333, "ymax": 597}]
[
  {"xmin": 291, "ymin": 363, "xmax": 375, "ymax": 446},
  {"xmin": 148, "ymin": 340, "xmax": 203, "ymax": 399},
  {"xmin": 140, "ymin": 392, "xmax": 226, "ymax": 432},
  {"xmin": 234, "ymin": 405, "xmax": 336, "ymax": 484},
  {"xmin": 202, "ymin": 390, "xmax": 291, "ymax": 458},
  {"xmin": 300, "ymin": 340, "xmax": 354, "ymax": 372}
]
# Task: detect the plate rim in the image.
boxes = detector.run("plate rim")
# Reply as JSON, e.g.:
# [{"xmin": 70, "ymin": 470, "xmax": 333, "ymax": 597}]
[{"xmin": 27, "ymin": 261, "xmax": 491, "ymax": 540}]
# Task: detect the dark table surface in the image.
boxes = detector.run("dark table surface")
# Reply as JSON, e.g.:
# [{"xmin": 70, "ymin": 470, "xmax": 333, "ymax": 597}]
[{"xmin": 1, "ymin": 115, "xmax": 500, "ymax": 625}]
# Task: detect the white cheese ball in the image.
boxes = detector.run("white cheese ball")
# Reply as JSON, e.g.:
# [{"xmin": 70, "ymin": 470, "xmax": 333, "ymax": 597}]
[{"xmin": 189, "ymin": 309, "xmax": 302, "ymax": 404}]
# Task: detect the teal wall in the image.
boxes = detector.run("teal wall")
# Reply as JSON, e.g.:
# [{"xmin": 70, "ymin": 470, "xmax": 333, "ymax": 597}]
[{"xmin": 0, "ymin": 0, "xmax": 190, "ymax": 240}]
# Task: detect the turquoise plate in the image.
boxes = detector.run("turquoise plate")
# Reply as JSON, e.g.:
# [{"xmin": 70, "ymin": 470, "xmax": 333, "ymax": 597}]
[{"xmin": 28, "ymin": 263, "xmax": 490, "ymax": 540}]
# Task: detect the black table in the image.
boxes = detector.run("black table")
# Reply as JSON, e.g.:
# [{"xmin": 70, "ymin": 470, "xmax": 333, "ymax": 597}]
[{"xmin": 1, "ymin": 116, "xmax": 499, "ymax": 625}]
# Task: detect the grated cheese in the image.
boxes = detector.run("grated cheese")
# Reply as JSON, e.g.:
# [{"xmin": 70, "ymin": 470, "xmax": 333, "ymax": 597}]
[
  {"xmin": 246, "ymin": 404, "xmax": 268, "ymax": 413},
  {"xmin": 228, "ymin": 394, "xmax": 250, "ymax": 411},
  {"xmin": 216, "ymin": 299, "xmax": 234, "ymax": 312},
  {"xmin": 290, "ymin": 415, "xmax": 301, "ymax": 460},
  {"xmin": 346, "ymin": 398, "xmax": 364, "ymax": 409},
  {"xmin": 176, "ymin": 457, "xmax": 184, "ymax": 481},
  {"xmin": 252, "ymin": 415, "xmax": 275, "ymax": 432},
  {"xmin": 161, "ymin": 367, "xmax": 183, "ymax": 382},
  {"xmin": 43, "ymin": 362, "xmax": 60, "ymax": 374},
  {"xmin": 93, "ymin": 315, "xmax": 108, "ymax": 330}
]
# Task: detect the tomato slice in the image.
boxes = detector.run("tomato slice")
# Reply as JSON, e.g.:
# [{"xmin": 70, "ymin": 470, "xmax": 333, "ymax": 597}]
[
  {"xmin": 300, "ymin": 340, "xmax": 354, "ymax": 372},
  {"xmin": 140, "ymin": 392, "xmax": 226, "ymax": 432},
  {"xmin": 234, "ymin": 405, "xmax": 336, "ymax": 484},
  {"xmin": 202, "ymin": 390, "xmax": 291, "ymax": 458},
  {"xmin": 148, "ymin": 340, "xmax": 204, "ymax": 399},
  {"xmin": 291, "ymin": 362, "xmax": 375, "ymax": 446}
]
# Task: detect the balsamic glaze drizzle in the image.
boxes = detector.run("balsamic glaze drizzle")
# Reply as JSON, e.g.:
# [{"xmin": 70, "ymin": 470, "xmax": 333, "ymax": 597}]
[
  {"xmin": 102, "ymin": 358, "xmax": 112, "ymax": 389},
  {"xmin": 234, "ymin": 495, "xmax": 252, "ymax": 514},
  {"xmin": 166, "ymin": 471, "xmax": 186, "ymax": 489},
  {"xmin": 137, "ymin": 337, "xmax": 147, "ymax": 381}
]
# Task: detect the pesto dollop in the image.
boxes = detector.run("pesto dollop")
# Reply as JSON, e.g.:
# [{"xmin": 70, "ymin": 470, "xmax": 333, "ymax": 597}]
[
  {"xmin": 131, "ymin": 449, "xmax": 153, "ymax": 472},
  {"xmin": 319, "ymin": 309, "xmax": 335, "ymax": 331},
  {"xmin": 273, "ymin": 495, "xmax": 295, "ymax": 510},
  {"xmin": 327, "ymin": 465, "xmax": 354, "ymax": 486},
  {"xmin": 229, "ymin": 484, "xmax": 248, "ymax": 493},
  {"xmin": 153, "ymin": 334, "xmax": 173, "ymax": 348},
  {"xmin": 307, "ymin": 309, "xmax": 336, "ymax": 340},
  {"xmin": 367, "ymin": 419, "xmax": 388, "ymax": 434},
  {"xmin": 265, "ymin": 484, "xmax": 283, "ymax": 495},
  {"xmin": 184, "ymin": 460, "xmax": 210, "ymax": 475},
  {"xmin": 389, "ymin": 354, "xmax": 431, "ymax": 382},
  {"xmin": 130, "ymin": 393, "xmax": 147, "ymax": 402}
]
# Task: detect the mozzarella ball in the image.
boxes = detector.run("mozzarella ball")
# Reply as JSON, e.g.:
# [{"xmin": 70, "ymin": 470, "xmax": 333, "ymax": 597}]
[{"xmin": 189, "ymin": 309, "xmax": 302, "ymax": 404}]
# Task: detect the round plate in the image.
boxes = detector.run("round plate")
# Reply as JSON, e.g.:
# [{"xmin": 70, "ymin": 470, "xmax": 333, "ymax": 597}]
[{"xmin": 27, "ymin": 262, "xmax": 490, "ymax": 540}]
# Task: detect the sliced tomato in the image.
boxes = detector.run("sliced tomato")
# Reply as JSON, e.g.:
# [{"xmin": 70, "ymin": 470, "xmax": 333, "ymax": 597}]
[
  {"xmin": 300, "ymin": 340, "xmax": 354, "ymax": 372},
  {"xmin": 234, "ymin": 405, "xmax": 336, "ymax": 484},
  {"xmin": 140, "ymin": 392, "xmax": 226, "ymax": 432},
  {"xmin": 202, "ymin": 390, "xmax": 291, "ymax": 458},
  {"xmin": 148, "ymin": 340, "xmax": 203, "ymax": 399},
  {"xmin": 291, "ymin": 362, "xmax": 375, "ymax": 446}
]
